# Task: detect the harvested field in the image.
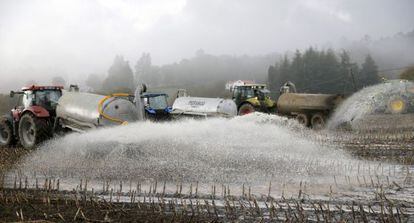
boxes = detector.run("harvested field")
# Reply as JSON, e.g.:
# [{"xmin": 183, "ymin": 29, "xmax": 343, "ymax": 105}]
[
  {"xmin": 1, "ymin": 139, "xmax": 413, "ymax": 221},
  {"xmin": 1, "ymin": 114, "xmax": 414, "ymax": 222},
  {"xmin": 0, "ymin": 185, "xmax": 412, "ymax": 222}
]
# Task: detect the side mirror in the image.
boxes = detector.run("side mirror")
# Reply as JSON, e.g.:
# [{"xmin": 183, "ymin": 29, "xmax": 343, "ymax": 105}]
[
  {"xmin": 141, "ymin": 84, "xmax": 147, "ymax": 93},
  {"xmin": 9, "ymin": 91, "xmax": 15, "ymax": 98}
]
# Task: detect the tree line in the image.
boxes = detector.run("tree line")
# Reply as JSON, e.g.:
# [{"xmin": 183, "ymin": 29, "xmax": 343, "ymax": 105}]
[
  {"xmin": 341, "ymin": 30, "xmax": 414, "ymax": 78},
  {"xmin": 0, "ymin": 50, "xmax": 412, "ymax": 114},
  {"xmin": 86, "ymin": 50, "xmax": 276, "ymax": 97},
  {"xmin": 87, "ymin": 48, "xmax": 385, "ymax": 99},
  {"xmin": 268, "ymin": 48, "xmax": 380, "ymax": 96},
  {"xmin": 55, "ymin": 29, "xmax": 414, "ymax": 96}
]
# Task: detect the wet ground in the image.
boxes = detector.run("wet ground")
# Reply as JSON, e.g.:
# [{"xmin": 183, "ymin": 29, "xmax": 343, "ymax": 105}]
[
  {"xmin": 3, "ymin": 81, "xmax": 414, "ymax": 221},
  {"xmin": 1, "ymin": 129, "xmax": 413, "ymax": 222}
]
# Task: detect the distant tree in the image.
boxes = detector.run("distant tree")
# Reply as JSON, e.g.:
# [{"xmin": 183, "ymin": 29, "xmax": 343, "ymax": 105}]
[
  {"xmin": 317, "ymin": 49, "xmax": 340, "ymax": 93},
  {"xmin": 339, "ymin": 50, "xmax": 352, "ymax": 89},
  {"xmin": 85, "ymin": 74, "xmax": 103, "ymax": 92},
  {"xmin": 399, "ymin": 66, "xmax": 414, "ymax": 81},
  {"xmin": 51, "ymin": 76, "xmax": 66, "ymax": 86},
  {"xmin": 279, "ymin": 55, "xmax": 291, "ymax": 86},
  {"xmin": 290, "ymin": 50, "xmax": 304, "ymax": 89},
  {"xmin": 301, "ymin": 47, "xmax": 320, "ymax": 92},
  {"xmin": 134, "ymin": 53, "xmax": 152, "ymax": 85},
  {"xmin": 267, "ymin": 65, "xmax": 278, "ymax": 93},
  {"xmin": 359, "ymin": 54, "xmax": 379, "ymax": 87},
  {"xmin": 195, "ymin": 49, "xmax": 206, "ymax": 57},
  {"xmin": 338, "ymin": 50, "xmax": 360, "ymax": 93},
  {"xmin": 128, "ymin": 50, "xmax": 278, "ymax": 98},
  {"xmin": 102, "ymin": 55, "xmax": 135, "ymax": 94},
  {"xmin": 267, "ymin": 48, "xmax": 374, "ymax": 95}
]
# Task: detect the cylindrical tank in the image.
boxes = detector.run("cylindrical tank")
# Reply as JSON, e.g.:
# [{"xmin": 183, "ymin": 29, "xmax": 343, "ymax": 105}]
[
  {"xmin": 172, "ymin": 97, "xmax": 237, "ymax": 117},
  {"xmin": 277, "ymin": 93, "xmax": 343, "ymax": 115},
  {"xmin": 57, "ymin": 91, "xmax": 141, "ymax": 131}
]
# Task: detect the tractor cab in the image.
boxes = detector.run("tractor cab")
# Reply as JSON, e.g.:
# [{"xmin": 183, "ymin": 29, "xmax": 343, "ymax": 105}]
[
  {"xmin": 232, "ymin": 84, "xmax": 267, "ymax": 104},
  {"xmin": 141, "ymin": 93, "xmax": 172, "ymax": 121},
  {"xmin": 11, "ymin": 86, "xmax": 64, "ymax": 118},
  {"xmin": 0, "ymin": 85, "xmax": 64, "ymax": 149},
  {"xmin": 230, "ymin": 84, "xmax": 276, "ymax": 115},
  {"xmin": 15, "ymin": 86, "xmax": 63, "ymax": 112}
]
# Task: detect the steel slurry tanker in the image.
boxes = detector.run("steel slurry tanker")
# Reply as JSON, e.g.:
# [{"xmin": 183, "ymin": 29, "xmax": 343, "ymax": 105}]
[
  {"xmin": 0, "ymin": 84, "xmax": 146, "ymax": 149},
  {"xmin": 56, "ymin": 85, "xmax": 146, "ymax": 132},
  {"xmin": 57, "ymin": 95, "xmax": 138, "ymax": 132}
]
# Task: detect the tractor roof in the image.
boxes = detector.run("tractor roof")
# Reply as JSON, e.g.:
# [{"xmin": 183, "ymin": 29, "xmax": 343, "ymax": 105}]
[
  {"xmin": 22, "ymin": 85, "xmax": 64, "ymax": 91},
  {"xmin": 234, "ymin": 84, "xmax": 267, "ymax": 88},
  {"xmin": 141, "ymin": 92, "xmax": 168, "ymax": 98}
]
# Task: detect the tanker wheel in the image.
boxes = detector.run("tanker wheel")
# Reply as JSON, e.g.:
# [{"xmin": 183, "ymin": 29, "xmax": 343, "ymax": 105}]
[
  {"xmin": 296, "ymin": 113, "xmax": 310, "ymax": 127},
  {"xmin": 0, "ymin": 118, "xmax": 15, "ymax": 148},
  {"xmin": 311, "ymin": 113, "xmax": 326, "ymax": 130},
  {"xmin": 18, "ymin": 113, "xmax": 51, "ymax": 149},
  {"xmin": 238, "ymin": 103, "xmax": 255, "ymax": 116}
]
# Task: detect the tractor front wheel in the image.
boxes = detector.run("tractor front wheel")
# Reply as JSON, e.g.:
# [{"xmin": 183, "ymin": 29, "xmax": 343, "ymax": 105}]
[
  {"xmin": 0, "ymin": 117, "xmax": 15, "ymax": 148},
  {"xmin": 238, "ymin": 103, "xmax": 255, "ymax": 116},
  {"xmin": 18, "ymin": 113, "xmax": 51, "ymax": 149}
]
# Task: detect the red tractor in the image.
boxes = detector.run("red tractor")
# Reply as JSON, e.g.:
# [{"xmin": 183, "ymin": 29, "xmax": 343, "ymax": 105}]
[{"xmin": 0, "ymin": 85, "xmax": 63, "ymax": 149}]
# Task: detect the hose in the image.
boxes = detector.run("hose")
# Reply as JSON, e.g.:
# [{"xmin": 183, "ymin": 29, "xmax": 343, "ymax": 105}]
[{"xmin": 98, "ymin": 93, "xmax": 132, "ymax": 125}]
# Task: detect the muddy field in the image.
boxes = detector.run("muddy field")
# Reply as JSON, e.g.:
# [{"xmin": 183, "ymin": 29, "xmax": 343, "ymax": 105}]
[{"xmin": 0, "ymin": 129, "xmax": 413, "ymax": 222}]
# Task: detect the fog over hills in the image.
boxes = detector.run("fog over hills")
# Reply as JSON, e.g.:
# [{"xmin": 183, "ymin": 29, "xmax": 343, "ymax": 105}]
[{"xmin": 0, "ymin": 0, "xmax": 413, "ymax": 92}]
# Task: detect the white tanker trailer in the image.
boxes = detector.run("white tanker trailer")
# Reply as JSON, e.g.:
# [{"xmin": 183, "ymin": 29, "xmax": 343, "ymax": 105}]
[{"xmin": 171, "ymin": 97, "xmax": 237, "ymax": 118}]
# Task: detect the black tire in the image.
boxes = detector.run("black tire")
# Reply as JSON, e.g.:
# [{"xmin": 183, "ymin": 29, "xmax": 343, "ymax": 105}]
[
  {"xmin": 311, "ymin": 113, "xmax": 325, "ymax": 130},
  {"xmin": 0, "ymin": 117, "xmax": 15, "ymax": 148},
  {"xmin": 238, "ymin": 103, "xmax": 255, "ymax": 116},
  {"xmin": 296, "ymin": 113, "xmax": 310, "ymax": 127},
  {"xmin": 18, "ymin": 113, "xmax": 51, "ymax": 149}
]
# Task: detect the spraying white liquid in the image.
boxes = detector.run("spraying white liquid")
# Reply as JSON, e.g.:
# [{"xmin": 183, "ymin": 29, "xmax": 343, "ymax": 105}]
[
  {"xmin": 134, "ymin": 83, "xmax": 146, "ymax": 120},
  {"xmin": 13, "ymin": 113, "xmax": 354, "ymax": 186},
  {"xmin": 328, "ymin": 80, "xmax": 414, "ymax": 130}
]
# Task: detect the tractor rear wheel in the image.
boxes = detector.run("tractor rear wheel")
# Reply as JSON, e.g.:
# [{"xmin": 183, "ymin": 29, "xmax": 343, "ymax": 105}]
[
  {"xmin": 296, "ymin": 113, "xmax": 310, "ymax": 127},
  {"xmin": 311, "ymin": 113, "xmax": 325, "ymax": 130},
  {"xmin": 238, "ymin": 103, "xmax": 255, "ymax": 116},
  {"xmin": 18, "ymin": 113, "xmax": 51, "ymax": 149},
  {"xmin": 0, "ymin": 117, "xmax": 15, "ymax": 148}
]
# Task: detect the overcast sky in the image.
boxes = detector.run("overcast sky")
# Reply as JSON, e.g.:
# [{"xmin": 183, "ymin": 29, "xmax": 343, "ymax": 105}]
[{"xmin": 0, "ymin": 0, "xmax": 413, "ymax": 90}]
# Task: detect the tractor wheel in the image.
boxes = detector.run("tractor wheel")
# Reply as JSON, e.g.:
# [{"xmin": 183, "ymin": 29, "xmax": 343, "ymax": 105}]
[
  {"xmin": 18, "ymin": 113, "xmax": 51, "ymax": 149},
  {"xmin": 238, "ymin": 103, "xmax": 255, "ymax": 116},
  {"xmin": 296, "ymin": 113, "xmax": 310, "ymax": 127},
  {"xmin": 0, "ymin": 118, "xmax": 15, "ymax": 148},
  {"xmin": 311, "ymin": 113, "xmax": 326, "ymax": 130}
]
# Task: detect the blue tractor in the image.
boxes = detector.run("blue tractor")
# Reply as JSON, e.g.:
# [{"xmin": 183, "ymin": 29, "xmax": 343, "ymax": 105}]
[{"xmin": 141, "ymin": 93, "xmax": 172, "ymax": 121}]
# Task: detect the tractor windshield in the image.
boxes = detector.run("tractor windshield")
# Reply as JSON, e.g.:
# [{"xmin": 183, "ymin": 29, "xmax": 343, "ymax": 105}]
[
  {"xmin": 147, "ymin": 95, "xmax": 168, "ymax": 110},
  {"xmin": 257, "ymin": 89, "xmax": 270, "ymax": 100},
  {"xmin": 233, "ymin": 87, "xmax": 255, "ymax": 99},
  {"xmin": 259, "ymin": 89, "xmax": 270, "ymax": 97},
  {"xmin": 34, "ymin": 90, "xmax": 62, "ymax": 110}
]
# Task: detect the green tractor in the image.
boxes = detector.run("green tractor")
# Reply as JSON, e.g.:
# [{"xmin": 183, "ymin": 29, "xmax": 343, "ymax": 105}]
[{"xmin": 231, "ymin": 84, "xmax": 276, "ymax": 115}]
